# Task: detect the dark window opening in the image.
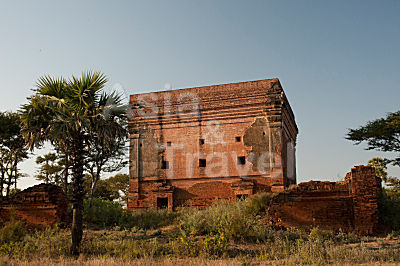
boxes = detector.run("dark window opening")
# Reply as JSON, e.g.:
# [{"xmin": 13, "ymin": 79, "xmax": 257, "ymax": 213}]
[
  {"xmin": 236, "ymin": 194, "xmax": 248, "ymax": 200},
  {"xmin": 237, "ymin": 156, "xmax": 246, "ymax": 165},
  {"xmin": 199, "ymin": 139, "xmax": 205, "ymax": 145},
  {"xmin": 263, "ymin": 132, "xmax": 266, "ymax": 136},
  {"xmin": 157, "ymin": 197, "xmax": 168, "ymax": 209},
  {"xmin": 199, "ymin": 159, "xmax": 206, "ymax": 167},
  {"xmin": 167, "ymin": 141, "xmax": 172, "ymax": 146},
  {"xmin": 235, "ymin": 136, "xmax": 241, "ymax": 142},
  {"xmin": 161, "ymin": 160, "xmax": 169, "ymax": 169}
]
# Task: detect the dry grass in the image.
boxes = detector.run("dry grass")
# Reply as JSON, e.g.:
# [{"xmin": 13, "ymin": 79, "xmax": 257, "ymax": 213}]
[
  {"xmin": 1, "ymin": 194, "xmax": 400, "ymax": 265},
  {"xmin": 0, "ymin": 257, "xmax": 260, "ymax": 266},
  {"xmin": 1, "ymin": 228, "xmax": 400, "ymax": 265}
]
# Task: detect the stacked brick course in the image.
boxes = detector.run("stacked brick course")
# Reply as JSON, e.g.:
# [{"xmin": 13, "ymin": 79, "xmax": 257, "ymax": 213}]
[
  {"xmin": 350, "ymin": 165, "xmax": 382, "ymax": 235},
  {"xmin": 0, "ymin": 184, "xmax": 67, "ymax": 228},
  {"xmin": 128, "ymin": 78, "xmax": 298, "ymax": 210},
  {"xmin": 267, "ymin": 165, "xmax": 382, "ymax": 235}
]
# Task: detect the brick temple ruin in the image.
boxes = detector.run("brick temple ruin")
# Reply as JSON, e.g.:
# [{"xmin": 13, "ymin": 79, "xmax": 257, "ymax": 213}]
[
  {"xmin": 128, "ymin": 78, "xmax": 298, "ymax": 210},
  {"xmin": 0, "ymin": 78, "xmax": 382, "ymax": 235},
  {"xmin": 268, "ymin": 165, "xmax": 382, "ymax": 235},
  {"xmin": 0, "ymin": 184, "xmax": 67, "ymax": 228},
  {"xmin": 127, "ymin": 77, "xmax": 383, "ymax": 235}
]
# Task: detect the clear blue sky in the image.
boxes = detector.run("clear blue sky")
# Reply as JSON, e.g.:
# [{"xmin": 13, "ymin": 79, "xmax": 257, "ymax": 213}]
[{"xmin": 1, "ymin": 0, "xmax": 399, "ymax": 189}]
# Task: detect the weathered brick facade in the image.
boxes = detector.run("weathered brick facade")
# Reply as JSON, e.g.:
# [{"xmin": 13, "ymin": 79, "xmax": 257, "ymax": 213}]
[
  {"xmin": 0, "ymin": 184, "xmax": 67, "ymax": 228},
  {"xmin": 267, "ymin": 165, "xmax": 382, "ymax": 235},
  {"xmin": 128, "ymin": 78, "xmax": 298, "ymax": 210}
]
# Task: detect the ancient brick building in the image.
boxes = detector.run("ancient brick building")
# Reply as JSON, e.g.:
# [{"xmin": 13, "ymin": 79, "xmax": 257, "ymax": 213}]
[
  {"xmin": 0, "ymin": 184, "xmax": 68, "ymax": 228},
  {"xmin": 267, "ymin": 165, "xmax": 382, "ymax": 235},
  {"xmin": 128, "ymin": 78, "xmax": 298, "ymax": 210}
]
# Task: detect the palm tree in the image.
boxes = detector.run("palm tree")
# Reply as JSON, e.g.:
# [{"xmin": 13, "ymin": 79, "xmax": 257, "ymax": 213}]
[{"xmin": 20, "ymin": 71, "xmax": 127, "ymax": 255}]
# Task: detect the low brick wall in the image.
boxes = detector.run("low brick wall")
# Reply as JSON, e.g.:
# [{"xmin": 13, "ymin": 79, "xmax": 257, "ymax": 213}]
[
  {"xmin": 267, "ymin": 165, "xmax": 382, "ymax": 235},
  {"xmin": 0, "ymin": 184, "xmax": 68, "ymax": 228}
]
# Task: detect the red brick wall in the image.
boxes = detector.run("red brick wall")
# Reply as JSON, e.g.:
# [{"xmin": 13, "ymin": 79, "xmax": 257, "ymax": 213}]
[
  {"xmin": 128, "ymin": 78, "xmax": 298, "ymax": 210},
  {"xmin": 350, "ymin": 165, "xmax": 382, "ymax": 235},
  {"xmin": 0, "ymin": 184, "xmax": 67, "ymax": 228},
  {"xmin": 267, "ymin": 165, "xmax": 382, "ymax": 235}
]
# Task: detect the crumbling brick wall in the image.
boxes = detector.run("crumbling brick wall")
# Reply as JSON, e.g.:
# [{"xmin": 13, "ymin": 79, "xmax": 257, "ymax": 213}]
[
  {"xmin": 267, "ymin": 165, "xmax": 382, "ymax": 235},
  {"xmin": 0, "ymin": 184, "xmax": 68, "ymax": 228},
  {"xmin": 128, "ymin": 78, "xmax": 299, "ymax": 210},
  {"xmin": 349, "ymin": 165, "xmax": 382, "ymax": 235}
]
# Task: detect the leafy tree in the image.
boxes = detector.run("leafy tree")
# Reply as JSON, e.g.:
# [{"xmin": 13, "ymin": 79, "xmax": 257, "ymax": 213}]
[
  {"xmin": 368, "ymin": 157, "xmax": 400, "ymax": 229},
  {"xmin": 84, "ymin": 173, "xmax": 129, "ymax": 205},
  {"xmin": 0, "ymin": 112, "xmax": 28, "ymax": 196},
  {"xmin": 368, "ymin": 157, "xmax": 388, "ymax": 181},
  {"xmin": 347, "ymin": 111, "xmax": 400, "ymax": 192},
  {"xmin": 20, "ymin": 71, "xmax": 127, "ymax": 255},
  {"xmin": 386, "ymin": 177, "xmax": 400, "ymax": 193},
  {"xmin": 57, "ymin": 146, "xmax": 71, "ymax": 196},
  {"xmin": 35, "ymin": 153, "xmax": 63, "ymax": 185},
  {"xmin": 106, "ymin": 173, "xmax": 129, "ymax": 205},
  {"xmin": 346, "ymin": 111, "xmax": 400, "ymax": 167},
  {"xmin": 84, "ymin": 174, "xmax": 119, "ymax": 201},
  {"xmin": 9, "ymin": 187, "xmax": 21, "ymax": 195},
  {"xmin": 368, "ymin": 157, "xmax": 400, "ymax": 192}
]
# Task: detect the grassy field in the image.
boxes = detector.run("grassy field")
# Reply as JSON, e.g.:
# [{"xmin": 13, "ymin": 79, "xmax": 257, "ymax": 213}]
[
  {"xmin": 1, "ymin": 194, "xmax": 400, "ymax": 265},
  {"xmin": 1, "ymin": 228, "xmax": 400, "ymax": 265}
]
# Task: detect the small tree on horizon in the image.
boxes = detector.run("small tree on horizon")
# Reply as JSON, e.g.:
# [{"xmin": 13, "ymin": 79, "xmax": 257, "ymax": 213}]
[
  {"xmin": 368, "ymin": 157, "xmax": 388, "ymax": 181},
  {"xmin": 35, "ymin": 152, "xmax": 64, "ymax": 186},
  {"xmin": 346, "ymin": 110, "xmax": 400, "ymax": 167},
  {"xmin": 347, "ymin": 111, "xmax": 400, "ymax": 191},
  {"xmin": 0, "ymin": 111, "xmax": 29, "ymax": 196}
]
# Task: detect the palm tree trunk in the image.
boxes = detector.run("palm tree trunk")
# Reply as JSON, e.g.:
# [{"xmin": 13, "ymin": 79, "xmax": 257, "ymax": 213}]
[{"xmin": 70, "ymin": 136, "xmax": 85, "ymax": 256}]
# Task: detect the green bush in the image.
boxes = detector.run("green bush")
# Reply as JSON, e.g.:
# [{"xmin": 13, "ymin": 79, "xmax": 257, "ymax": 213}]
[
  {"xmin": 0, "ymin": 227, "xmax": 70, "ymax": 258},
  {"xmin": 84, "ymin": 198, "xmax": 125, "ymax": 228},
  {"xmin": 83, "ymin": 198, "xmax": 177, "ymax": 230},
  {"xmin": 0, "ymin": 220, "xmax": 26, "ymax": 244},
  {"xmin": 380, "ymin": 189, "xmax": 400, "ymax": 230},
  {"xmin": 309, "ymin": 228, "xmax": 334, "ymax": 243},
  {"xmin": 246, "ymin": 192, "xmax": 276, "ymax": 215},
  {"xmin": 179, "ymin": 193, "xmax": 275, "ymax": 242}
]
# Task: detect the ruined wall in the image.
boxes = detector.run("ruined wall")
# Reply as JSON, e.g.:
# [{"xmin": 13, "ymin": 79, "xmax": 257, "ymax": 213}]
[
  {"xmin": 128, "ymin": 78, "xmax": 298, "ymax": 210},
  {"xmin": 267, "ymin": 165, "xmax": 382, "ymax": 235},
  {"xmin": 0, "ymin": 184, "xmax": 68, "ymax": 228}
]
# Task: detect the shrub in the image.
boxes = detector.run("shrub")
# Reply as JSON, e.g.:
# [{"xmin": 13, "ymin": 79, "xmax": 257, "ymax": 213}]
[
  {"xmin": 0, "ymin": 227, "xmax": 70, "ymax": 259},
  {"xmin": 125, "ymin": 208, "xmax": 178, "ymax": 230},
  {"xmin": 0, "ymin": 220, "xmax": 26, "ymax": 244},
  {"xmin": 84, "ymin": 198, "xmax": 125, "ymax": 228},
  {"xmin": 246, "ymin": 192, "xmax": 275, "ymax": 215},
  {"xmin": 168, "ymin": 231, "xmax": 202, "ymax": 257},
  {"xmin": 380, "ymin": 189, "xmax": 400, "ymax": 230},
  {"xmin": 83, "ymin": 198, "xmax": 177, "ymax": 230},
  {"xmin": 179, "ymin": 193, "xmax": 275, "ymax": 242},
  {"xmin": 309, "ymin": 228, "xmax": 334, "ymax": 243}
]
